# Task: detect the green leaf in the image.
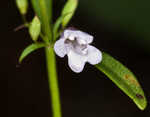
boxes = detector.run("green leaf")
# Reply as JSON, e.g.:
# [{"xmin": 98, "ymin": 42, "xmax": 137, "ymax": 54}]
[
  {"xmin": 31, "ymin": 0, "xmax": 52, "ymax": 40},
  {"xmin": 53, "ymin": 13, "xmax": 71, "ymax": 40},
  {"xmin": 29, "ymin": 16, "xmax": 41, "ymax": 41},
  {"xmin": 61, "ymin": 0, "xmax": 78, "ymax": 27},
  {"xmin": 19, "ymin": 43, "xmax": 46, "ymax": 63},
  {"xmin": 16, "ymin": 0, "xmax": 28, "ymax": 15},
  {"xmin": 96, "ymin": 52, "xmax": 147, "ymax": 110}
]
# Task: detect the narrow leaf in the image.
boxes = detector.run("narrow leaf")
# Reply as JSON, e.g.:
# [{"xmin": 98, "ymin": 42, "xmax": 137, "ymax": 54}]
[
  {"xmin": 19, "ymin": 43, "xmax": 46, "ymax": 63},
  {"xmin": 61, "ymin": 0, "xmax": 78, "ymax": 27},
  {"xmin": 53, "ymin": 13, "xmax": 71, "ymax": 40},
  {"xmin": 29, "ymin": 16, "xmax": 41, "ymax": 41},
  {"xmin": 96, "ymin": 52, "xmax": 147, "ymax": 110}
]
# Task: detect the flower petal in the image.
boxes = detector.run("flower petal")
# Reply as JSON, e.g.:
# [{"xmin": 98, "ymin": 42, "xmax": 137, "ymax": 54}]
[
  {"xmin": 64, "ymin": 29, "xmax": 93, "ymax": 44},
  {"xmin": 67, "ymin": 50, "xmax": 87, "ymax": 73},
  {"xmin": 76, "ymin": 31, "xmax": 93, "ymax": 44},
  {"xmin": 87, "ymin": 45, "xmax": 102, "ymax": 65},
  {"xmin": 64, "ymin": 29, "xmax": 76, "ymax": 40},
  {"xmin": 54, "ymin": 38, "xmax": 67, "ymax": 58}
]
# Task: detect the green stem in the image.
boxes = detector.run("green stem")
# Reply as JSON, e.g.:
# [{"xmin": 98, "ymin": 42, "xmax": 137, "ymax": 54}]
[
  {"xmin": 45, "ymin": 47, "xmax": 62, "ymax": 117},
  {"xmin": 39, "ymin": 0, "xmax": 52, "ymax": 42}
]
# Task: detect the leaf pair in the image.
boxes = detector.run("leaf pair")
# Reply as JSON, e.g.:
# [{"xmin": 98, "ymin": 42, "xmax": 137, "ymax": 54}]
[{"xmin": 19, "ymin": 45, "xmax": 147, "ymax": 110}]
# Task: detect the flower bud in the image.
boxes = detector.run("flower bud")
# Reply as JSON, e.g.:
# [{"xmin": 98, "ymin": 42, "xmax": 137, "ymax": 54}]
[
  {"xmin": 61, "ymin": 0, "xmax": 78, "ymax": 27},
  {"xmin": 16, "ymin": 0, "xmax": 28, "ymax": 15},
  {"xmin": 29, "ymin": 16, "xmax": 41, "ymax": 41}
]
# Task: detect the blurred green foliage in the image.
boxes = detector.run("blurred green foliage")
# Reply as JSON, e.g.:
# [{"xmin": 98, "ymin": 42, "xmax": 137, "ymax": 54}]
[{"xmin": 79, "ymin": 0, "xmax": 150, "ymax": 52}]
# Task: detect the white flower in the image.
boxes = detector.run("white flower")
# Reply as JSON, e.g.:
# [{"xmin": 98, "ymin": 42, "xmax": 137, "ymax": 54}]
[{"xmin": 54, "ymin": 29, "xmax": 102, "ymax": 73}]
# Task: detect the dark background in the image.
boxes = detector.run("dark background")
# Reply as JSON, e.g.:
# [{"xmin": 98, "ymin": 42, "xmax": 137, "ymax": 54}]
[{"xmin": 3, "ymin": 0, "xmax": 150, "ymax": 117}]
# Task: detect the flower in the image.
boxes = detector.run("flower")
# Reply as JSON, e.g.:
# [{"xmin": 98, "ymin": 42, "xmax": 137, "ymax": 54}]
[{"xmin": 54, "ymin": 28, "xmax": 102, "ymax": 73}]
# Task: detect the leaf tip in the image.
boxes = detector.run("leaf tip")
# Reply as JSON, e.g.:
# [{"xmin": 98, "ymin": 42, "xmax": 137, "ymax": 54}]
[
  {"xmin": 137, "ymin": 102, "xmax": 147, "ymax": 111},
  {"xmin": 19, "ymin": 56, "xmax": 23, "ymax": 64},
  {"xmin": 134, "ymin": 94, "xmax": 147, "ymax": 110}
]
